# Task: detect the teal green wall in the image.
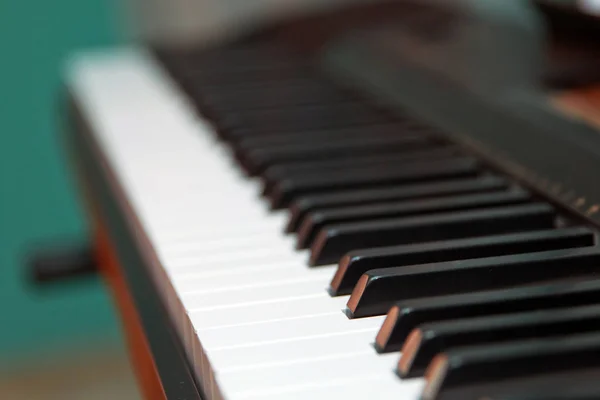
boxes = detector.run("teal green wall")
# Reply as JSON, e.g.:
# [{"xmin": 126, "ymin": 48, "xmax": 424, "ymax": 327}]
[{"xmin": 0, "ymin": 0, "xmax": 124, "ymax": 361}]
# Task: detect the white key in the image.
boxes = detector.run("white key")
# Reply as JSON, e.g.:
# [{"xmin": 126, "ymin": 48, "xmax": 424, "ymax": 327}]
[
  {"xmin": 166, "ymin": 245, "xmax": 303, "ymax": 269},
  {"xmin": 161, "ymin": 234, "xmax": 294, "ymax": 256},
  {"xmin": 198, "ymin": 313, "xmax": 385, "ymax": 350},
  {"xmin": 173, "ymin": 266, "xmax": 335, "ymax": 293},
  {"xmin": 69, "ymin": 49, "xmax": 424, "ymax": 400},
  {"xmin": 165, "ymin": 258, "xmax": 309, "ymax": 277},
  {"xmin": 208, "ymin": 328, "xmax": 376, "ymax": 369},
  {"xmin": 231, "ymin": 377, "xmax": 424, "ymax": 400},
  {"xmin": 181, "ymin": 278, "xmax": 334, "ymax": 311},
  {"xmin": 189, "ymin": 295, "xmax": 347, "ymax": 329},
  {"xmin": 219, "ymin": 353, "xmax": 401, "ymax": 396}
]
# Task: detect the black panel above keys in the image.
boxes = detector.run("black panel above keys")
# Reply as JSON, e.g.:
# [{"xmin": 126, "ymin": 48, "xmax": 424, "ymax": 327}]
[
  {"xmin": 376, "ymin": 267, "xmax": 600, "ymax": 353},
  {"xmin": 422, "ymin": 332, "xmax": 600, "ymax": 400},
  {"xmin": 346, "ymin": 245, "xmax": 600, "ymax": 318},
  {"xmin": 399, "ymin": 304, "xmax": 600, "ymax": 378},
  {"xmin": 219, "ymin": 104, "xmax": 389, "ymax": 137},
  {"xmin": 287, "ymin": 176, "xmax": 509, "ymax": 232},
  {"xmin": 269, "ymin": 157, "xmax": 480, "ymax": 209},
  {"xmin": 297, "ymin": 189, "xmax": 532, "ymax": 249},
  {"xmin": 311, "ymin": 203, "xmax": 555, "ymax": 266},
  {"xmin": 244, "ymin": 134, "xmax": 438, "ymax": 176},
  {"xmin": 331, "ymin": 227, "xmax": 595, "ymax": 296},
  {"xmin": 262, "ymin": 146, "xmax": 460, "ymax": 193}
]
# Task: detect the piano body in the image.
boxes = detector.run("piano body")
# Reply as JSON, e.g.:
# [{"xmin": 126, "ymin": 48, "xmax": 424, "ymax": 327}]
[{"xmin": 64, "ymin": 0, "xmax": 600, "ymax": 399}]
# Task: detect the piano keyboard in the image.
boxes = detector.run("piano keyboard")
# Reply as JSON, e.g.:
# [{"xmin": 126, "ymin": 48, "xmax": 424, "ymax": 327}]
[{"xmin": 69, "ymin": 42, "xmax": 600, "ymax": 400}]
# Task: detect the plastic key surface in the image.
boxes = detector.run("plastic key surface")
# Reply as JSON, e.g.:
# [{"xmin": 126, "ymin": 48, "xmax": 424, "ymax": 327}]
[
  {"xmin": 311, "ymin": 203, "xmax": 555, "ymax": 266},
  {"xmin": 331, "ymin": 227, "xmax": 594, "ymax": 296},
  {"xmin": 346, "ymin": 246, "xmax": 600, "ymax": 318},
  {"xmin": 286, "ymin": 176, "xmax": 508, "ymax": 232},
  {"xmin": 297, "ymin": 189, "xmax": 532, "ymax": 249},
  {"xmin": 376, "ymin": 272, "xmax": 600, "ymax": 353}
]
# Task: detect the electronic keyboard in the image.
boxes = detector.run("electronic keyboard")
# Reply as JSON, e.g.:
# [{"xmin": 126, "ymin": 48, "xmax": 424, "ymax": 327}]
[{"xmin": 64, "ymin": 1, "xmax": 600, "ymax": 399}]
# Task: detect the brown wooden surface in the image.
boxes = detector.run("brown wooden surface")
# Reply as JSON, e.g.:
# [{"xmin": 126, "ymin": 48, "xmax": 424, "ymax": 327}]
[
  {"xmin": 95, "ymin": 222, "xmax": 166, "ymax": 400},
  {"xmin": 553, "ymin": 85, "xmax": 600, "ymax": 130}
]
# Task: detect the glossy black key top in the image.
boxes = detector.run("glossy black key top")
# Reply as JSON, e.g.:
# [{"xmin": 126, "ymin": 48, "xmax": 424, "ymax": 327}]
[
  {"xmin": 399, "ymin": 304, "xmax": 600, "ymax": 378},
  {"xmin": 188, "ymin": 77, "xmax": 319, "ymax": 99},
  {"xmin": 422, "ymin": 332, "xmax": 600, "ymax": 400},
  {"xmin": 311, "ymin": 203, "xmax": 554, "ymax": 266},
  {"xmin": 346, "ymin": 245, "xmax": 600, "ymax": 318},
  {"xmin": 171, "ymin": 43, "xmax": 298, "ymax": 70},
  {"xmin": 331, "ymin": 227, "xmax": 594, "ymax": 296},
  {"xmin": 253, "ymin": 136, "xmax": 446, "ymax": 180},
  {"xmin": 298, "ymin": 189, "xmax": 531, "ymax": 249},
  {"xmin": 502, "ymin": 392, "xmax": 600, "ymax": 400},
  {"xmin": 478, "ymin": 369, "xmax": 600, "ymax": 400},
  {"xmin": 376, "ymin": 266, "xmax": 600, "ymax": 353},
  {"xmin": 266, "ymin": 146, "xmax": 458, "ymax": 179},
  {"xmin": 263, "ymin": 146, "xmax": 460, "ymax": 196},
  {"xmin": 181, "ymin": 63, "xmax": 312, "ymax": 86},
  {"xmin": 234, "ymin": 123, "xmax": 416, "ymax": 152},
  {"xmin": 233, "ymin": 123, "xmax": 415, "ymax": 168},
  {"xmin": 269, "ymin": 157, "xmax": 480, "ymax": 209},
  {"xmin": 244, "ymin": 134, "xmax": 436, "ymax": 176},
  {"xmin": 220, "ymin": 104, "xmax": 388, "ymax": 136},
  {"xmin": 435, "ymin": 367, "xmax": 600, "ymax": 400},
  {"xmin": 287, "ymin": 176, "xmax": 508, "ymax": 233},
  {"xmin": 198, "ymin": 80, "xmax": 348, "ymax": 113}
]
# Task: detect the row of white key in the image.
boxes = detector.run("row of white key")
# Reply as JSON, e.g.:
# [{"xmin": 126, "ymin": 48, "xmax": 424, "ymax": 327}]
[{"xmin": 70, "ymin": 49, "xmax": 425, "ymax": 399}]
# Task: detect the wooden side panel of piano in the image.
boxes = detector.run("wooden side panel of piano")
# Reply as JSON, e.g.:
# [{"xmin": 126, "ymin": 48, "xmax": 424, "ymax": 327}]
[
  {"xmin": 96, "ymin": 223, "xmax": 166, "ymax": 400},
  {"xmin": 65, "ymin": 97, "xmax": 204, "ymax": 400}
]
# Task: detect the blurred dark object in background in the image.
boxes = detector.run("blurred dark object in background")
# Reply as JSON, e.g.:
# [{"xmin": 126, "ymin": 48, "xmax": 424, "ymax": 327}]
[
  {"xmin": 0, "ymin": 0, "xmax": 140, "ymax": 399},
  {"xmin": 27, "ymin": 240, "xmax": 97, "ymax": 285}
]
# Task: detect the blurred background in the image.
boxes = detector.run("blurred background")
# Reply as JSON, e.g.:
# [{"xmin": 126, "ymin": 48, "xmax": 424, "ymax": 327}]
[{"xmin": 0, "ymin": 0, "xmax": 140, "ymax": 398}]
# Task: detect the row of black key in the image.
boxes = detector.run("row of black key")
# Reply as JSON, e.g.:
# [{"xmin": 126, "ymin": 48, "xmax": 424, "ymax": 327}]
[{"xmin": 160, "ymin": 41, "xmax": 600, "ymax": 400}]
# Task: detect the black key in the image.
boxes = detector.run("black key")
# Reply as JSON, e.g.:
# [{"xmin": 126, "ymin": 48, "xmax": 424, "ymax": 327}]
[
  {"xmin": 198, "ymin": 81, "xmax": 349, "ymax": 113},
  {"xmin": 478, "ymin": 369, "xmax": 600, "ymax": 400},
  {"xmin": 269, "ymin": 157, "xmax": 480, "ymax": 209},
  {"xmin": 435, "ymin": 367, "xmax": 600, "ymax": 400},
  {"xmin": 180, "ymin": 62, "xmax": 312, "ymax": 86},
  {"xmin": 244, "ymin": 134, "xmax": 436, "ymax": 176},
  {"xmin": 265, "ymin": 146, "xmax": 458, "ymax": 178},
  {"xmin": 399, "ymin": 304, "xmax": 600, "ymax": 378},
  {"xmin": 346, "ymin": 245, "xmax": 600, "ymax": 318},
  {"xmin": 182, "ymin": 50, "xmax": 305, "ymax": 71},
  {"xmin": 263, "ymin": 146, "xmax": 460, "ymax": 195},
  {"xmin": 287, "ymin": 176, "xmax": 509, "ymax": 233},
  {"xmin": 170, "ymin": 43, "xmax": 297, "ymax": 69},
  {"xmin": 234, "ymin": 123, "xmax": 418, "ymax": 152},
  {"xmin": 422, "ymin": 332, "xmax": 600, "ymax": 400},
  {"xmin": 233, "ymin": 123, "xmax": 416, "ymax": 169},
  {"xmin": 220, "ymin": 104, "xmax": 388, "ymax": 136},
  {"xmin": 311, "ymin": 203, "xmax": 554, "ymax": 267},
  {"xmin": 332, "ymin": 227, "xmax": 594, "ymax": 297},
  {"xmin": 503, "ymin": 392, "xmax": 600, "ymax": 400},
  {"xmin": 189, "ymin": 77, "xmax": 320, "ymax": 98},
  {"xmin": 200, "ymin": 78, "xmax": 335, "ymax": 100},
  {"xmin": 298, "ymin": 189, "xmax": 532, "ymax": 249},
  {"xmin": 376, "ymin": 264, "xmax": 600, "ymax": 353}
]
